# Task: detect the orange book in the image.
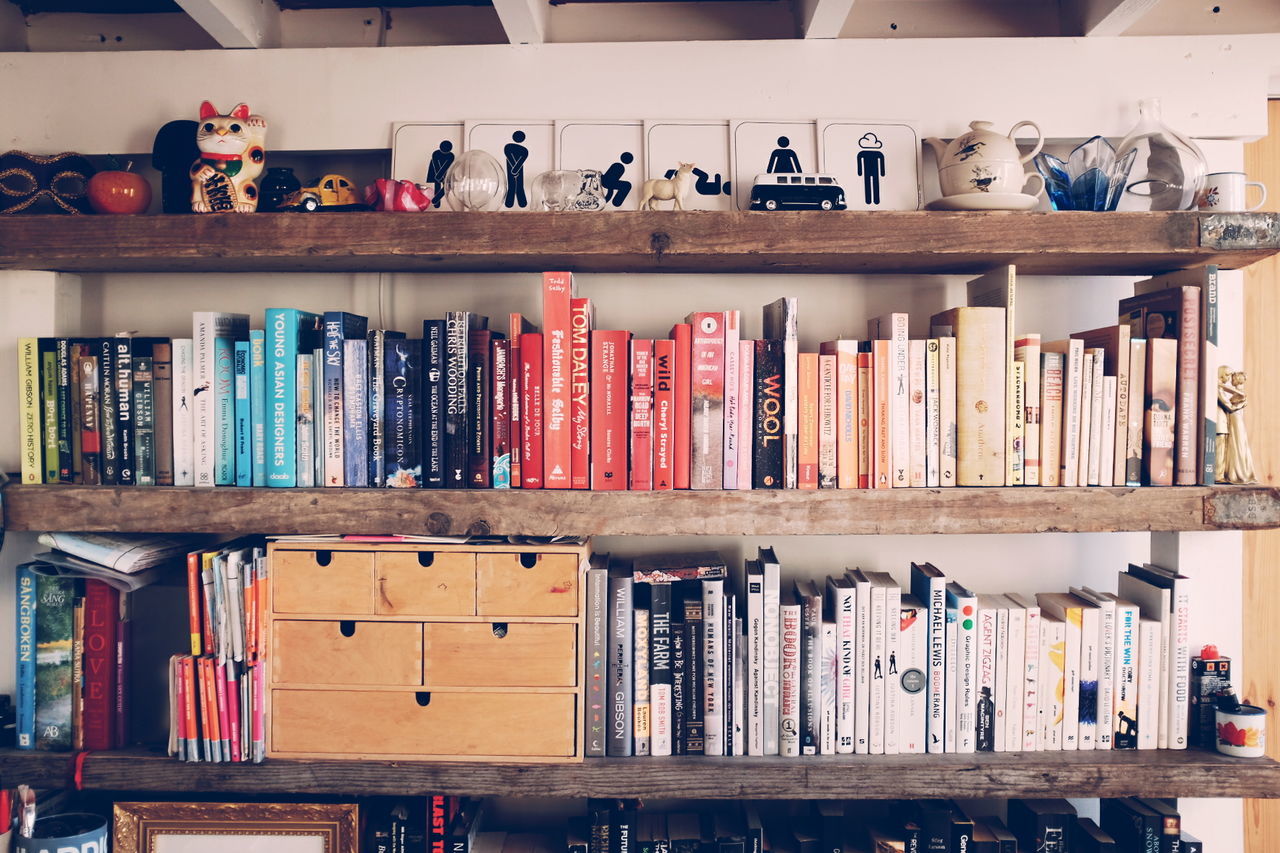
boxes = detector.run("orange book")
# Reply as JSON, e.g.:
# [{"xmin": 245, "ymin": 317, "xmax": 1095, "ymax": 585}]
[
  {"xmin": 244, "ymin": 568, "xmax": 256, "ymax": 664},
  {"xmin": 541, "ymin": 272, "xmax": 574, "ymax": 488},
  {"xmin": 569, "ymin": 297, "xmax": 594, "ymax": 490},
  {"xmin": 872, "ymin": 339, "xmax": 892, "ymax": 488},
  {"xmin": 821, "ymin": 340, "xmax": 859, "ymax": 489},
  {"xmin": 798, "ymin": 352, "xmax": 819, "ymax": 489},
  {"xmin": 181, "ymin": 656, "xmax": 199, "ymax": 758},
  {"xmin": 199, "ymin": 656, "xmax": 220, "ymax": 757}
]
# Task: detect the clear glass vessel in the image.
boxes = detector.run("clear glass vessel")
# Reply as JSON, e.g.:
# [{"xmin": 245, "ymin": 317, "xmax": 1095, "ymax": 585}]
[
  {"xmin": 443, "ymin": 149, "xmax": 506, "ymax": 212},
  {"xmin": 1115, "ymin": 97, "xmax": 1207, "ymax": 211}
]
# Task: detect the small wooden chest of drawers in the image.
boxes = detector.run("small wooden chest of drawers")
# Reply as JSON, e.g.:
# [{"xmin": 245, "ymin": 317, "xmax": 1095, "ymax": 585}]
[{"xmin": 267, "ymin": 540, "xmax": 589, "ymax": 763}]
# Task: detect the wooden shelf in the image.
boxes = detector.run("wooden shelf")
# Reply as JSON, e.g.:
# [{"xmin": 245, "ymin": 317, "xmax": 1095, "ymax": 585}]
[
  {"xmin": 0, "ymin": 211, "xmax": 1276, "ymax": 275},
  {"xmin": 1, "ymin": 748, "xmax": 1274, "ymax": 799},
  {"xmin": 5, "ymin": 484, "xmax": 1280, "ymax": 536}
]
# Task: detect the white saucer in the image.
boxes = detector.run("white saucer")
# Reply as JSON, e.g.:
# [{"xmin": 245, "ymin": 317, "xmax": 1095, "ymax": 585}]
[{"xmin": 925, "ymin": 192, "xmax": 1042, "ymax": 212}]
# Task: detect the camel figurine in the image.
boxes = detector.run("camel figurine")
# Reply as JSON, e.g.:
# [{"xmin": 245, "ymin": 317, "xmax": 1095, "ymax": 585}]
[{"xmin": 639, "ymin": 162, "xmax": 695, "ymax": 211}]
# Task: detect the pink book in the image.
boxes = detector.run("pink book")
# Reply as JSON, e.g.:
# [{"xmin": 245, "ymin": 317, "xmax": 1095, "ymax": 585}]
[
  {"xmin": 630, "ymin": 340, "xmax": 654, "ymax": 490},
  {"xmin": 653, "ymin": 339, "xmax": 675, "ymax": 490},
  {"xmin": 570, "ymin": 297, "xmax": 594, "ymax": 489},
  {"xmin": 738, "ymin": 340, "xmax": 754, "ymax": 490},
  {"xmin": 542, "ymin": 272, "xmax": 574, "ymax": 488},
  {"xmin": 686, "ymin": 311, "xmax": 726, "ymax": 490},
  {"xmin": 252, "ymin": 664, "xmax": 266, "ymax": 763},
  {"xmin": 225, "ymin": 668, "xmax": 242, "ymax": 762},
  {"xmin": 213, "ymin": 660, "xmax": 232, "ymax": 762},
  {"xmin": 722, "ymin": 310, "xmax": 741, "ymax": 490}
]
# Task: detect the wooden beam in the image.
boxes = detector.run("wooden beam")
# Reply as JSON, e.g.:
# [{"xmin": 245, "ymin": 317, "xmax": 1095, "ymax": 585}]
[
  {"xmin": 1078, "ymin": 0, "xmax": 1161, "ymax": 36},
  {"xmin": 174, "ymin": 0, "xmax": 280, "ymax": 47},
  {"xmin": 490, "ymin": 0, "xmax": 548, "ymax": 43},
  {"xmin": 795, "ymin": 0, "xmax": 855, "ymax": 38}
]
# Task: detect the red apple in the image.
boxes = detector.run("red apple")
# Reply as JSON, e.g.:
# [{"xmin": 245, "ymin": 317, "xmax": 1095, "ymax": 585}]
[{"xmin": 87, "ymin": 165, "xmax": 153, "ymax": 215}]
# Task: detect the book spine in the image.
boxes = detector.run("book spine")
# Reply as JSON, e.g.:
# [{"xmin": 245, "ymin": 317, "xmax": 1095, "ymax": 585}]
[
  {"xmin": 857, "ymin": 348, "xmax": 872, "ymax": 488},
  {"xmin": 908, "ymin": 339, "xmax": 927, "ymax": 487},
  {"xmin": 1169, "ymin": 579, "xmax": 1191, "ymax": 750},
  {"xmin": 509, "ymin": 329, "xmax": 522, "ymax": 489},
  {"xmin": 820, "ymin": 621, "xmax": 837, "ymax": 753},
  {"xmin": 246, "ymin": 330, "xmax": 265, "ymax": 487},
  {"xmin": 1021, "ymin": 604, "xmax": 1041, "ymax": 752},
  {"xmin": 818, "ymin": 353, "xmax": 838, "ymax": 488},
  {"xmin": 1040, "ymin": 617, "xmax": 1064, "ymax": 750},
  {"xmin": 169, "ymin": 338, "xmax": 192, "ymax": 486},
  {"xmin": 1001, "ymin": 605, "xmax": 1023, "ymax": 752},
  {"xmin": 608, "ymin": 575, "xmax": 634, "ymax": 756},
  {"xmin": 779, "ymin": 601, "xmax": 801, "ymax": 757},
  {"xmin": 295, "ymin": 353, "xmax": 315, "ymax": 487},
  {"xmin": 17, "ymin": 338, "xmax": 41, "ymax": 484},
  {"xmin": 1060, "ymin": 342, "xmax": 1084, "ymax": 487},
  {"xmin": 1176, "ymin": 287, "xmax": 1200, "ymax": 485},
  {"xmin": 266, "ymin": 310, "xmax": 300, "ymax": 486},
  {"xmin": 762, "ymin": 561, "xmax": 780, "ymax": 755},
  {"xmin": 1061, "ymin": 607, "xmax": 1082, "ymax": 750},
  {"xmin": 650, "ymin": 583, "xmax": 673, "ymax": 756},
  {"xmin": 444, "ymin": 315, "xmax": 470, "ymax": 488},
  {"xmin": 752, "ymin": 340, "xmax": 784, "ymax": 488},
  {"xmin": 924, "ymin": 339, "xmax": 940, "ymax": 487},
  {"xmin": 214, "ymin": 336, "xmax": 236, "ymax": 485},
  {"xmin": 1015, "ymin": 336, "xmax": 1042, "ymax": 485},
  {"xmin": 977, "ymin": 607, "xmax": 997, "ymax": 751},
  {"xmin": 899, "ymin": 599, "xmax": 927, "ymax": 754},
  {"xmin": 671, "ymin": 323, "xmax": 692, "ymax": 489},
  {"xmin": 570, "ymin": 296, "xmax": 592, "ymax": 489},
  {"xmin": 131, "ymin": 353, "xmax": 155, "ymax": 486},
  {"xmin": 55, "ymin": 339, "xmax": 75, "ymax": 482},
  {"xmin": 81, "ymin": 580, "xmax": 118, "ymax": 750},
  {"xmin": 633, "ymin": 606, "xmax": 651, "ymax": 756},
  {"xmin": 225, "ymin": 344, "xmax": 246, "ymax": 486},
  {"xmin": 386, "ymin": 338, "xmax": 423, "ymax": 488},
  {"xmin": 35, "ymin": 575, "xmax": 75, "ymax": 750},
  {"xmin": 322, "ymin": 315, "xmax": 346, "ymax": 487},
  {"xmin": 630, "ymin": 340, "xmax": 654, "ymax": 490},
  {"xmin": 543, "ymin": 271, "xmax": 574, "ymax": 489},
  {"xmin": 799, "ymin": 590, "xmax": 821, "ymax": 754},
  {"xmin": 585, "ymin": 568, "xmax": 608, "ymax": 757},
  {"xmin": 957, "ymin": 597, "xmax": 977, "ymax": 753},
  {"xmin": 1086, "ymin": 350, "xmax": 1105, "ymax": 486},
  {"xmin": 653, "ymin": 339, "xmax": 676, "ymax": 490},
  {"xmin": 1095, "ymin": 599, "xmax": 1115, "ymax": 749},
  {"xmin": 492, "ymin": 338, "xmax": 512, "ymax": 488},
  {"xmin": 16, "ymin": 565, "xmax": 36, "ymax": 748},
  {"xmin": 868, "ymin": 585, "xmax": 886, "ymax": 753},
  {"xmin": 684, "ymin": 607, "xmax": 705, "ymax": 754},
  {"xmin": 115, "ymin": 337, "xmax": 136, "ymax": 486},
  {"xmin": 1144, "ymin": 337, "xmax": 1177, "ymax": 486},
  {"xmin": 872, "ymin": 339, "xmax": 891, "ymax": 488},
  {"xmin": 1010, "ymin": 360, "xmax": 1025, "ymax": 487},
  {"xmin": 921, "ymin": 579, "xmax": 946, "ymax": 754},
  {"xmin": 1113, "ymin": 603, "xmax": 1138, "ymax": 749},
  {"xmin": 798, "ymin": 352, "xmax": 819, "ymax": 489},
  {"xmin": 95, "ymin": 339, "xmax": 118, "ymax": 484},
  {"xmin": 343, "ymin": 339, "xmax": 370, "ymax": 487},
  {"xmin": 1078, "ymin": 351, "xmax": 1094, "ymax": 488},
  {"xmin": 690, "ymin": 312, "xmax": 726, "ymax": 490},
  {"xmin": 882, "ymin": 584, "xmax": 902, "ymax": 754},
  {"xmin": 938, "ymin": 336, "xmax": 957, "ymax": 486},
  {"xmin": 738, "ymin": 340, "xmax": 754, "ymax": 489},
  {"xmin": 72, "ymin": 348, "xmax": 92, "ymax": 485},
  {"xmin": 520, "ymin": 333, "xmax": 544, "ymax": 488},
  {"xmin": 853, "ymin": 578, "xmax": 871, "ymax": 754},
  {"xmin": 703, "ymin": 579, "xmax": 725, "ymax": 755},
  {"xmin": 1127, "ymin": 338, "xmax": 1148, "ymax": 486},
  {"xmin": 746, "ymin": 574, "xmax": 764, "ymax": 755},
  {"xmin": 1040, "ymin": 352, "xmax": 1064, "ymax": 487},
  {"xmin": 829, "ymin": 342, "xmax": 857, "ymax": 489},
  {"xmin": 671, "ymin": 617, "xmax": 687, "ymax": 754},
  {"xmin": 40, "ymin": 341, "xmax": 58, "ymax": 483},
  {"xmin": 149, "ymin": 341, "xmax": 173, "ymax": 486},
  {"xmin": 1201, "ymin": 270, "xmax": 1219, "ymax": 484},
  {"xmin": 1101, "ymin": 376, "xmax": 1118, "ymax": 487},
  {"xmin": 886, "ymin": 316, "xmax": 910, "ymax": 487},
  {"xmin": 722, "ymin": 310, "xmax": 740, "ymax": 490},
  {"xmin": 953, "ymin": 311, "xmax": 1005, "ymax": 487},
  {"xmin": 835, "ymin": 584, "xmax": 855, "ymax": 753},
  {"xmin": 468, "ymin": 331, "xmax": 493, "ymax": 488},
  {"xmin": 1137, "ymin": 618, "xmax": 1159, "ymax": 749},
  {"xmin": 591, "ymin": 331, "xmax": 630, "ymax": 490}
]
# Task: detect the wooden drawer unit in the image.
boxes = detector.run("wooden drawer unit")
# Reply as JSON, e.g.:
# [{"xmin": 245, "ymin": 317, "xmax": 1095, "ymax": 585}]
[{"xmin": 267, "ymin": 540, "xmax": 589, "ymax": 762}]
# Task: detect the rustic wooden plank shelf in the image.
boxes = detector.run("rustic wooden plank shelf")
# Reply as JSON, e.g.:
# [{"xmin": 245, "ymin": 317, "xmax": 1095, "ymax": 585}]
[
  {"xmin": 5, "ymin": 484, "xmax": 1280, "ymax": 536},
  {"xmin": 0, "ymin": 211, "xmax": 1275, "ymax": 275},
  {"xmin": 1, "ymin": 748, "xmax": 1274, "ymax": 799}
]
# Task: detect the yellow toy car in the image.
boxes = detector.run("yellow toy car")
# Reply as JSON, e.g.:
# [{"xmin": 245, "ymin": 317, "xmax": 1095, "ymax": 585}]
[{"xmin": 284, "ymin": 174, "xmax": 363, "ymax": 211}]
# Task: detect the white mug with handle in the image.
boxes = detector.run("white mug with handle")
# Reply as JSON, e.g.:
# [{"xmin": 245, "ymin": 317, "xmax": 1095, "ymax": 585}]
[{"xmin": 1198, "ymin": 171, "xmax": 1267, "ymax": 212}]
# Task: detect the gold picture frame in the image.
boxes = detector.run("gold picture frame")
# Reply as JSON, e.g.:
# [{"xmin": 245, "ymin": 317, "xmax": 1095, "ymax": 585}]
[{"xmin": 112, "ymin": 802, "xmax": 359, "ymax": 853}]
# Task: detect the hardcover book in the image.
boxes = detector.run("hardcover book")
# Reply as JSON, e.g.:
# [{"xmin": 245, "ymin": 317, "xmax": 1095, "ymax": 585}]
[
  {"xmin": 762, "ymin": 298, "xmax": 798, "ymax": 488},
  {"xmin": 468, "ymin": 327, "xmax": 498, "ymax": 488},
  {"xmin": 543, "ymin": 271, "xmax": 575, "ymax": 489},
  {"xmin": 262, "ymin": 309, "xmax": 315, "ymax": 487},
  {"xmin": 519, "ymin": 332, "xmax": 545, "ymax": 489},
  {"xmin": 752, "ymin": 339, "xmax": 785, "ymax": 488},
  {"xmin": 385, "ymin": 338, "xmax": 423, "ymax": 488},
  {"xmin": 653, "ymin": 339, "xmax": 676, "ymax": 490},
  {"xmin": 570, "ymin": 296, "xmax": 594, "ymax": 490},
  {"xmin": 631, "ymin": 339, "xmax": 655, "ymax": 490},
  {"xmin": 688, "ymin": 311, "xmax": 727, "ymax": 490},
  {"xmin": 1143, "ymin": 336, "xmax": 1178, "ymax": 486},
  {"xmin": 930, "ymin": 307, "xmax": 1005, "ymax": 485},
  {"xmin": 491, "ymin": 338, "xmax": 512, "ymax": 489},
  {"xmin": 608, "ymin": 568, "xmax": 634, "ymax": 756},
  {"xmin": 909, "ymin": 562, "xmax": 947, "ymax": 755},
  {"xmin": 670, "ymin": 323, "xmax": 692, "ymax": 490},
  {"xmin": 321, "ymin": 311, "xmax": 368, "ymax": 487},
  {"xmin": 444, "ymin": 312, "xmax": 485, "ymax": 488},
  {"xmin": 591, "ymin": 330, "xmax": 631, "ymax": 490}
]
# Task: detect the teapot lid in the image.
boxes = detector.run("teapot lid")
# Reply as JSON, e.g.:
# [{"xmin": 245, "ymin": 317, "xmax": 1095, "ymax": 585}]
[{"xmin": 969, "ymin": 120, "xmax": 995, "ymax": 131}]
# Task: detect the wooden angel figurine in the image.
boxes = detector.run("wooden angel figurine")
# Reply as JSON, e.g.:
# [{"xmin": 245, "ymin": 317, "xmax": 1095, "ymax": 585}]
[
  {"xmin": 1216, "ymin": 365, "xmax": 1257, "ymax": 485},
  {"xmin": 190, "ymin": 102, "xmax": 267, "ymax": 213}
]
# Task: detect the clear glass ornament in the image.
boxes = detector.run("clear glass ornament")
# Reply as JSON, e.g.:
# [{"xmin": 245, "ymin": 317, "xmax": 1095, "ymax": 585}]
[
  {"xmin": 530, "ymin": 169, "xmax": 608, "ymax": 212},
  {"xmin": 442, "ymin": 149, "xmax": 506, "ymax": 212},
  {"xmin": 1115, "ymin": 97, "xmax": 1207, "ymax": 211}
]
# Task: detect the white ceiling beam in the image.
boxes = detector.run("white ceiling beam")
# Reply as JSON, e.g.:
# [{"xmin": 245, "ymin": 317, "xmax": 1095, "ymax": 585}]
[
  {"xmin": 491, "ymin": 0, "xmax": 549, "ymax": 44},
  {"xmin": 174, "ymin": 0, "xmax": 280, "ymax": 47},
  {"xmin": 1079, "ymin": 0, "xmax": 1161, "ymax": 35},
  {"xmin": 795, "ymin": 0, "xmax": 856, "ymax": 38}
]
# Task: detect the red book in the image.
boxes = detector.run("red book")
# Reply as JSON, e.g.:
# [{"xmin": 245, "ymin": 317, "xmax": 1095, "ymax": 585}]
[
  {"xmin": 520, "ymin": 332, "xmax": 544, "ymax": 489},
  {"xmin": 591, "ymin": 330, "xmax": 631, "ymax": 490},
  {"xmin": 492, "ymin": 339, "xmax": 512, "ymax": 488},
  {"xmin": 798, "ymin": 352, "xmax": 819, "ymax": 489},
  {"xmin": 116, "ymin": 616, "xmax": 130, "ymax": 747},
  {"xmin": 508, "ymin": 313, "xmax": 535, "ymax": 488},
  {"xmin": 226, "ymin": 669, "xmax": 242, "ymax": 762},
  {"xmin": 187, "ymin": 550, "xmax": 202, "ymax": 656},
  {"xmin": 687, "ymin": 311, "xmax": 726, "ymax": 490},
  {"xmin": 630, "ymin": 340, "xmax": 654, "ymax": 490},
  {"xmin": 670, "ymin": 323, "xmax": 692, "ymax": 489},
  {"xmin": 81, "ymin": 580, "xmax": 119, "ymax": 750},
  {"xmin": 200, "ymin": 656, "xmax": 219, "ymax": 753},
  {"xmin": 570, "ymin": 297, "xmax": 594, "ymax": 489},
  {"xmin": 542, "ymin": 271, "xmax": 574, "ymax": 488},
  {"xmin": 653, "ymin": 339, "xmax": 676, "ymax": 490}
]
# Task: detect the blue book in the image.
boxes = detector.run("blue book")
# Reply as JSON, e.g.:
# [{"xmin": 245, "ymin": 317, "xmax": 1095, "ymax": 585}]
[
  {"xmin": 265, "ymin": 308, "xmax": 321, "ymax": 487},
  {"xmin": 422, "ymin": 320, "xmax": 446, "ymax": 488},
  {"xmin": 384, "ymin": 338, "xmax": 422, "ymax": 488},
  {"xmin": 214, "ymin": 336, "xmax": 236, "ymax": 485},
  {"xmin": 234, "ymin": 340, "xmax": 251, "ymax": 486},
  {"xmin": 249, "ymin": 329, "xmax": 266, "ymax": 487},
  {"xmin": 15, "ymin": 564, "xmax": 37, "ymax": 749},
  {"xmin": 343, "ymin": 338, "xmax": 369, "ymax": 487},
  {"xmin": 322, "ymin": 312, "xmax": 368, "ymax": 487}
]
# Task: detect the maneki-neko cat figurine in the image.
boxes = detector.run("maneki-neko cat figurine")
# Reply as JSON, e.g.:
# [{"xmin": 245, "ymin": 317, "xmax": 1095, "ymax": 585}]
[{"xmin": 190, "ymin": 101, "xmax": 267, "ymax": 213}]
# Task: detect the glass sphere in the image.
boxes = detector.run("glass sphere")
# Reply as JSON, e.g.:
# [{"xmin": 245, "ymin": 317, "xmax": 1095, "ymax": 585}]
[
  {"xmin": 443, "ymin": 149, "xmax": 506, "ymax": 212},
  {"xmin": 1116, "ymin": 97, "xmax": 1207, "ymax": 211}
]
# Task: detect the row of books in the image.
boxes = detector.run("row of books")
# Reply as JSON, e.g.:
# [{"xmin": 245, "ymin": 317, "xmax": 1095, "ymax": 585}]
[
  {"xmin": 14, "ymin": 266, "xmax": 1220, "ymax": 490},
  {"xmin": 358, "ymin": 797, "xmax": 1204, "ymax": 853},
  {"xmin": 586, "ymin": 550, "xmax": 1193, "ymax": 758},
  {"xmin": 167, "ymin": 540, "xmax": 268, "ymax": 763}
]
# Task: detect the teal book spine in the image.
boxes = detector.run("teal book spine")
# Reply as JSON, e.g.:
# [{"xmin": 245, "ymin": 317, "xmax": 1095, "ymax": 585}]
[
  {"xmin": 266, "ymin": 308, "xmax": 321, "ymax": 487},
  {"xmin": 35, "ymin": 573, "xmax": 76, "ymax": 751},
  {"xmin": 249, "ymin": 329, "xmax": 267, "ymax": 487},
  {"xmin": 214, "ymin": 336, "xmax": 235, "ymax": 485},
  {"xmin": 16, "ymin": 564, "xmax": 37, "ymax": 749},
  {"xmin": 235, "ymin": 340, "xmax": 252, "ymax": 486}
]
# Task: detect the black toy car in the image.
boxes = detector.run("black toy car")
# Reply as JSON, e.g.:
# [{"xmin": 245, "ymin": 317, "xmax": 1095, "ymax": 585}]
[{"xmin": 749, "ymin": 173, "xmax": 847, "ymax": 211}]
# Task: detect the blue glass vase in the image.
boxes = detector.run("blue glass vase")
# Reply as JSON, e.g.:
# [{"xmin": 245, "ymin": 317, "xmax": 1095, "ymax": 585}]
[{"xmin": 1034, "ymin": 136, "xmax": 1136, "ymax": 212}]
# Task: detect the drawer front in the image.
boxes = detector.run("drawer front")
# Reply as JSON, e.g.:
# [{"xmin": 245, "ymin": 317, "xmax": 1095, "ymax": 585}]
[
  {"xmin": 272, "ymin": 689, "xmax": 575, "ymax": 757},
  {"xmin": 375, "ymin": 552, "xmax": 476, "ymax": 616},
  {"xmin": 476, "ymin": 553, "xmax": 579, "ymax": 616},
  {"xmin": 273, "ymin": 550, "xmax": 375, "ymax": 615},
  {"xmin": 424, "ymin": 623, "xmax": 577, "ymax": 687},
  {"xmin": 273, "ymin": 621, "xmax": 423, "ymax": 686}
]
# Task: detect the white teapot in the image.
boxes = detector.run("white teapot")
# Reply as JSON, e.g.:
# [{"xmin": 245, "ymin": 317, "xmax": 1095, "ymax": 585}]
[{"xmin": 925, "ymin": 120, "xmax": 1045, "ymax": 197}]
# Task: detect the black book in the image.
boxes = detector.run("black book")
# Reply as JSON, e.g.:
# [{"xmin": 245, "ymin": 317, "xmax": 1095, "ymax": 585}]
[
  {"xmin": 795, "ymin": 579, "xmax": 821, "ymax": 755},
  {"xmin": 682, "ymin": 583, "xmax": 706, "ymax": 754},
  {"xmin": 1074, "ymin": 818, "xmax": 1117, "ymax": 853},
  {"xmin": 969, "ymin": 821, "xmax": 998, "ymax": 853},
  {"xmin": 446, "ymin": 800, "xmax": 484, "ymax": 853},
  {"xmin": 670, "ymin": 614, "xmax": 687, "ymax": 754},
  {"xmin": 982, "ymin": 817, "xmax": 1016, "ymax": 853},
  {"xmin": 97, "ymin": 338, "xmax": 120, "ymax": 484},
  {"xmin": 611, "ymin": 801, "xmax": 638, "ymax": 853},
  {"xmin": 947, "ymin": 802, "xmax": 973, "ymax": 853},
  {"xmin": 112, "ymin": 335, "xmax": 136, "ymax": 485},
  {"xmin": 667, "ymin": 813, "xmax": 700, "ymax": 853},
  {"xmin": 423, "ymin": 319, "xmax": 446, "ymax": 488},
  {"xmin": 752, "ymin": 339, "xmax": 785, "ymax": 489},
  {"xmin": 367, "ymin": 329, "xmax": 407, "ymax": 487},
  {"xmin": 1010, "ymin": 799, "xmax": 1075, "ymax": 853},
  {"xmin": 54, "ymin": 338, "xmax": 74, "ymax": 482},
  {"xmin": 384, "ymin": 338, "xmax": 423, "ymax": 487},
  {"xmin": 1102, "ymin": 798, "xmax": 1160, "ymax": 853},
  {"xmin": 1179, "ymin": 832, "xmax": 1202, "ymax": 853},
  {"xmin": 741, "ymin": 805, "xmax": 763, "ymax": 853},
  {"xmin": 587, "ymin": 800, "xmax": 611, "ymax": 853},
  {"xmin": 710, "ymin": 809, "xmax": 746, "ymax": 853},
  {"xmin": 916, "ymin": 799, "xmax": 953, "ymax": 852},
  {"xmin": 607, "ymin": 568, "xmax": 634, "ymax": 757},
  {"xmin": 132, "ymin": 346, "xmax": 156, "ymax": 486},
  {"xmin": 467, "ymin": 328, "xmax": 500, "ymax": 488},
  {"xmin": 814, "ymin": 802, "xmax": 841, "ymax": 853},
  {"xmin": 724, "ymin": 595, "xmax": 736, "ymax": 756},
  {"xmin": 445, "ymin": 311, "xmax": 487, "ymax": 488},
  {"xmin": 1136, "ymin": 799, "xmax": 1181, "ymax": 853},
  {"xmin": 649, "ymin": 582, "xmax": 673, "ymax": 754},
  {"xmin": 567, "ymin": 817, "xmax": 589, "ymax": 853}
]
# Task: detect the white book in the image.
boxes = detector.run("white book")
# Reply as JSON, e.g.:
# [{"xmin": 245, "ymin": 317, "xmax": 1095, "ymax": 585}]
[
  {"xmin": 992, "ymin": 596, "xmax": 1012, "ymax": 752},
  {"xmin": 1118, "ymin": 569, "xmax": 1172, "ymax": 749},
  {"xmin": 779, "ymin": 591, "xmax": 802, "ymax": 757},
  {"xmin": 1100, "ymin": 376, "xmax": 1118, "ymax": 488},
  {"xmin": 968, "ymin": 265, "xmax": 1018, "ymax": 485},
  {"xmin": 826, "ymin": 575, "xmax": 857, "ymax": 753},
  {"xmin": 1036, "ymin": 593, "xmax": 1082, "ymax": 750},
  {"xmin": 1015, "ymin": 334, "xmax": 1042, "ymax": 485},
  {"xmin": 193, "ymin": 312, "xmax": 249, "ymax": 487},
  {"xmin": 172, "ymin": 338, "xmax": 195, "ymax": 486},
  {"xmin": 925, "ymin": 339, "xmax": 941, "ymax": 487},
  {"xmin": 1137, "ymin": 616, "xmax": 1161, "ymax": 749},
  {"xmin": 908, "ymin": 339, "xmax": 926, "ymax": 487},
  {"xmin": 870, "ymin": 312, "xmax": 910, "ymax": 488},
  {"xmin": 1039, "ymin": 614, "xmax": 1066, "ymax": 750},
  {"xmin": 874, "ymin": 573, "xmax": 902, "ymax": 754},
  {"xmin": 1078, "ymin": 351, "xmax": 1094, "ymax": 487},
  {"xmin": 651, "ymin": 675, "xmax": 672, "ymax": 757},
  {"xmin": 738, "ymin": 340, "xmax": 753, "ymax": 490},
  {"xmin": 1135, "ymin": 563, "xmax": 1191, "ymax": 749},
  {"xmin": 821, "ymin": 621, "xmax": 837, "ymax": 754},
  {"xmin": 702, "ymin": 579, "xmax": 726, "ymax": 756},
  {"xmin": 1043, "ymin": 338, "xmax": 1084, "ymax": 486},
  {"xmin": 848, "ymin": 569, "xmax": 874, "ymax": 754},
  {"xmin": 1006, "ymin": 592, "xmax": 1041, "ymax": 751},
  {"xmin": 1086, "ymin": 349, "xmax": 1105, "ymax": 486},
  {"xmin": 1105, "ymin": 593, "xmax": 1140, "ymax": 749},
  {"xmin": 947, "ymin": 581, "xmax": 978, "ymax": 753},
  {"xmin": 634, "ymin": 606, "xmax": 651, "ymax": 756},
  {"xmin": 1011, "ymin": 360, "xmax": 1025, "ymax": 485},
  {"xmin": 1073, "ymin": 586, "xmax": 1117, "ymax": 749},
  {"xmin": 759, "ymin": 547, "xmax": 781, "ymax": 755},
  {"xmin": 296, "ymin": 353, "xmax": 315, "ymax": 488},
  {"xmin": 818, "ymin": 353, "xmax": 837, "ymax": 488},
  {"xmin": 722, "ymin": 310, "xmax": 740, "ymax": 490},
  {"xmin": 1000, "ymin": 593, "xmax": 1026, "ymax": 752},
  {"xmin": 312, "ymin": 348, "xmax": 324, "ymax": 486},
  {"xmin": 1076, "ymin": 598, "xmax": 1100, "ymax": 749},
  {"xmin": 866, "ymin": 573, "xmax": 888, "ymax": 753},
  {"xmin": 733, "ymin": 614, "xmax": 745, "ymax": 756},
  {"xmin": 944, "ymin": 608, "xmax": 958, "ymax": 752},
  {"xmin": 746, "ymin": 561, "xmax": 765, "ymax": 756},
  {"xmin": 975, "ymin": 594, "xmax": 1001, "ymax": 752},
  {"xmin": 898, "ymin": 594, "xmax": 928, "ymax": 754},
  {"xmin": 910, "ymin": 563, "xmax": 947, "ymax": 754},
  {"xmin": 938, "ymin": 336, "xmax": 958, "ymax": 486}
]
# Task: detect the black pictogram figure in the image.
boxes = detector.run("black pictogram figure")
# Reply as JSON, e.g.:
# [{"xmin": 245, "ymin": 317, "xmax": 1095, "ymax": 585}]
[
  {"xmin": 504, "ymin": 130, "xmax": 529, "ymax": 209},
  {"xmin": 602, "ymin": 151, "xmax": 633, "ymax": 207},
  {"xmin": 767, "ymin": 136, "xmax": 802, "ymax": 174},
  {"xmin": 427, "ymin": 140, "xmax": 455, "ymax": 209},
  {"xmin": 857, "ymin": 132, "xmax": 887, "ymax": 206}
]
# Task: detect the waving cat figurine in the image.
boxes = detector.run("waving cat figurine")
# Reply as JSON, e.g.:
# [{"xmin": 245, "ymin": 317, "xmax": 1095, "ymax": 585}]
[{"xmin": 190, "ymin": 101, "xmax": 267, "ymax": 213}]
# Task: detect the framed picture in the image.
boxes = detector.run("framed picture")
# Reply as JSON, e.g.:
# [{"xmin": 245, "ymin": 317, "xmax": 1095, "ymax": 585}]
[
  {"xmin": 642, "ymin": 120, "xmax": 733, "ymax": 211},
  {"xmin": 728, "ymin": 119, "xmax": 818, "ymax": 210},
  {"xmin": 390, "ymin": 121, "xmax": 464, "ymax": 193},
  {"xmin": 113, "ymin": 802, "xmax": 358, "ymax": 853},
  {"xmin": 464, "ymin": 120, "xmax": 555, "ymax": 210},
  {"xmin": 817, "ymin": 118, "xmax": 923, "ymax": 210},
  {"xmin": 555, "ymin": 120, "xmax": 644, "ymax": 210}
]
